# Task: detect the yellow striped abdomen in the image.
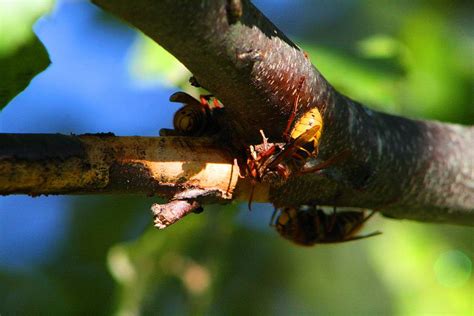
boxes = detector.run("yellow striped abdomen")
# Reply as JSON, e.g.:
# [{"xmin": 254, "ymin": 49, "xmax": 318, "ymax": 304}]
[
  {"xmin": 288, "ymin": 107, "xmax": 323, "ymax": 164},
  {"xmin": 290, "ymin": 107, "xmax": 323, "ymax": 145}
]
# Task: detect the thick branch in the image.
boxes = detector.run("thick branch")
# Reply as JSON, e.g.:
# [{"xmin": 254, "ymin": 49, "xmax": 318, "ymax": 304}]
[{"xmin": 87, "ymin": 0, "xmax": 474, "ymax": 225}]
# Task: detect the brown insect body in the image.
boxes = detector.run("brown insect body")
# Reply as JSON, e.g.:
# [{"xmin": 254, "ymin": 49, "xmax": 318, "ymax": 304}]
[
  {"xmin": 278, "ymin": 76, "xmax": 323, "ymax": 168},
  {"xmin": 246, "ymin": 75, "xmax": 325, "ymax": 183},
  {"xmin": 272, "ymin": 207, "xmax": 381, "ymax": 246},
  {"xmin": 266, "ymin": 109, "xmax": 323, "ymax": 174},
  {"xmin": 248, "ymin": 108, "xmax": 324, "ymax": 184},
  {"xmin": 244, "ymin": 78, "xmax": 328, "ymax": 209}
]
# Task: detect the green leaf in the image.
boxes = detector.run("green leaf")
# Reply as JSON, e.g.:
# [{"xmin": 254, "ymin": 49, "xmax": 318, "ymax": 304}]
[
  {"xmin": 0, "ymin": 36, "xmax": 50, "ymax": 109},
  {"xmin": 0, "ymin": 0, "xmax": 54, "ymax": 110}
]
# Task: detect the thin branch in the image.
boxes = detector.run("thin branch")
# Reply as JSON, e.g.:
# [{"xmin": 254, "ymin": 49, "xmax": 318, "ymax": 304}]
[{"xmin": 0, "ymin": 133, "xmax": 262, "ymax": 200}]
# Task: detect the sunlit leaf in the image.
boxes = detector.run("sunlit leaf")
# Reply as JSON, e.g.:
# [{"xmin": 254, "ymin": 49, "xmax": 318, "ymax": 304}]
[{"xmin": 0, "ymin": 0, "xmax": 54, "ymax": 109}]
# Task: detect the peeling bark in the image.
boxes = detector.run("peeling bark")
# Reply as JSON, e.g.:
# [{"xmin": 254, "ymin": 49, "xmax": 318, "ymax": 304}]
[
  {"xmin": 151, "ymin": 200, "xmax": 202, "ymax": 229},
  {"xmin": 0, "ymin": 134, "xmax": 247, "ymax": 203}
]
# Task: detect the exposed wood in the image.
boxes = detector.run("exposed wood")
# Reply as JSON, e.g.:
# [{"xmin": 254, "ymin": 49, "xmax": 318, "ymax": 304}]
[{"xmin": 0, "ymin": 133, "xmax": 260, "ymax": 203}]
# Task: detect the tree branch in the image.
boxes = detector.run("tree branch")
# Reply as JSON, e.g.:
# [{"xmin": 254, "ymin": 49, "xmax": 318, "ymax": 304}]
[
  {"xmin": 2, "ymin": 1, "xmax": 472, "ymax": 227},
  {"xmin": 0, "ymin": 133, "xmax": 262, "ymax": 200},
  {"xmin": 85, "ymin": 0, "xmax": 473, "ymax": 225}
]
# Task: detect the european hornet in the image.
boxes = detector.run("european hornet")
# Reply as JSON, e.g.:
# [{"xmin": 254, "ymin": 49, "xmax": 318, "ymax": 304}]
[
  {"xmin": 272, "ymin": 206, "xmax": 381, "ymax": 246},
  {"xmin": 159, "ymin": 91, "xmax": 223, "ymax": 137},
  {"xmin": 245, "ymin": 77, "xmax": 325, "ymax": 182},
  {"xmin": 244, "ymin": 78, "xmax": 333, "ymax": 208}
]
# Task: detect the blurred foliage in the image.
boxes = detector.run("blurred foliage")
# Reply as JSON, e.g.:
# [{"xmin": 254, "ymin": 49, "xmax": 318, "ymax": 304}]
[
  {"xmin": 0, "ymin": 0, "xmax": 53, "ymax": 109},
  {"xmin": 369, "ymin": 221, "xmax": 474, "ymax": 315},
  {"xmin": 303, "ymin": 45, "xmax": 403, "ymax": 113},
  {"xmin": 128, "ymin": 35, "xmax": 192, "ymax": 90},
  {"xmin": 109, "ymin": 1, "xmax": 474, "ymax": 314},
  {"xmin": 1, "ymin": 1, "xmax": 473, "ymax": 315},
  {"xmin": 301, "ymin": 10, "xmax": 473, "ymax": 124}
]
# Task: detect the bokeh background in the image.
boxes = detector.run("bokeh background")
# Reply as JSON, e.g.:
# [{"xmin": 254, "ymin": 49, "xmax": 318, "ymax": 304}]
[{"xmin": 0, "ymin": 0, "xmax": 473, "ymax": 315}]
